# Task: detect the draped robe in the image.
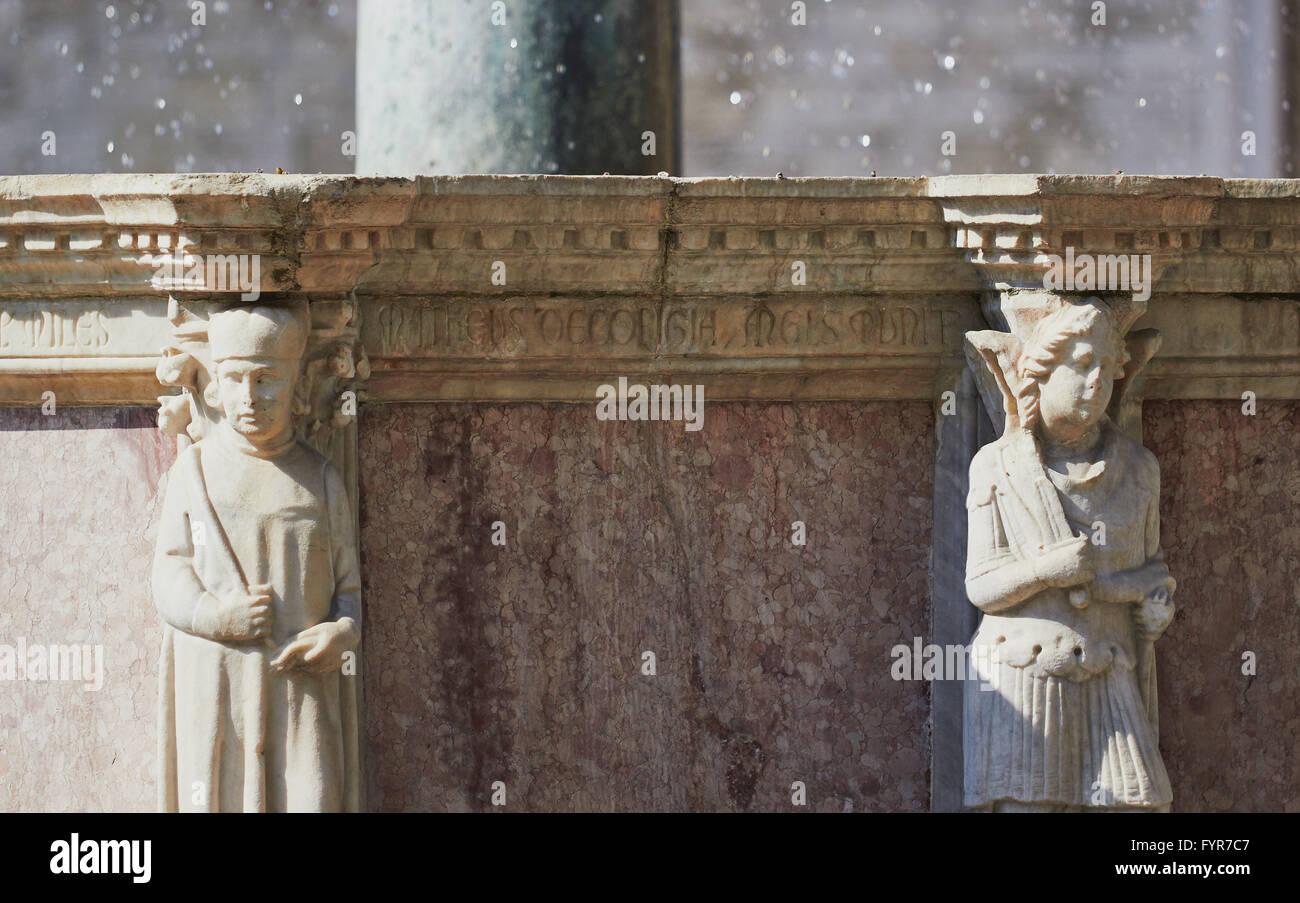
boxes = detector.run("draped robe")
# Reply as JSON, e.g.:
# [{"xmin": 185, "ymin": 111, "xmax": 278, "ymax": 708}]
[
  {"xmin": 963, "ymin": 420, "xmax": 1173, "ymax": 809},
  {"xmin": 152, "ymin": 431, "xmax": 361, "ymax": 812}
]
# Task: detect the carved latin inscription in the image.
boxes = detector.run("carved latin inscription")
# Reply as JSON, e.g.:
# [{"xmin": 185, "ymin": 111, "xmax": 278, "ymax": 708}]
[
  {"xmin": 365, "ymin": 297, "xmax": 971, "ymax": 358},
  {"xmin": 0, "ymin": 300, "xmax": 172, "ymax": 358},
  {"xmin": 0, "ymin": 308, "xmax": 110, "ymax": 351}
]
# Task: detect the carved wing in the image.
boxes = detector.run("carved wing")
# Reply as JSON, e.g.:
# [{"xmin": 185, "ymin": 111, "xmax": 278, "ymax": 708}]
[
  {"xmin": 964, "ymin": 330, "xmax": 1023, "ymax": 437},
  {"xmin": 1108, "ymin": 327, "xmax": 1162, "ymax": 428}
]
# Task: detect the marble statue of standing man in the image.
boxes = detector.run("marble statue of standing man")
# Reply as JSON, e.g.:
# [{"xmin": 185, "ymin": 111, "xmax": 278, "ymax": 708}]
[
  {"xmin": 964, "ymin": 296, "xmax": 1176, "ymax": 812},
  {"xmin": 153, "ymin": 304, "xmax": 362, "ymax": 812}
]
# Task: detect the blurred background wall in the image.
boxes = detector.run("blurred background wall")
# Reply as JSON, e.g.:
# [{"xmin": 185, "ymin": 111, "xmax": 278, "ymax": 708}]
[{"xmin": 1, "ymin": 0, "xmax": 1293, "ymax": 176}]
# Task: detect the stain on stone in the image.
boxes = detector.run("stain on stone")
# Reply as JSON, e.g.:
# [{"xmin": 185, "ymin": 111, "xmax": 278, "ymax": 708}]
[
  {"xmin": 724, "ymin": 736, "xmax": 767, "ymax": 811},
  {"xmin": 1145, "ymin": 400, "xmax": 1300, "ymax": 812},
  {"xmin": 360, "ymin": 401, "xmax": 934, "ymax": 811}
]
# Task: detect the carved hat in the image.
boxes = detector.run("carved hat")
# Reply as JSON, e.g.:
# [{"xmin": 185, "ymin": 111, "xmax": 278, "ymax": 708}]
[
  {"xmin": 993, "ymin": 290, "xmax": 1146, "ymax": 343},
  {"xmin": 208, "ymin": 304, "xmax": 308, "ymax": 363},
  {"xmin": 965, "ymin": 294, "xmax": 1161, "ymax": 437}
]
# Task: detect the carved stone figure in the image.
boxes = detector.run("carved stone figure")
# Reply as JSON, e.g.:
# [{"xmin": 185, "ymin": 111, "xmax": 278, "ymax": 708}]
[
  {"xmin": 964, "ymin": 295, "xmax": 1176, "ymax": 811},
  {"xmin": 152, "ymin": 301, "xmax": 365, "ymax": 812}
]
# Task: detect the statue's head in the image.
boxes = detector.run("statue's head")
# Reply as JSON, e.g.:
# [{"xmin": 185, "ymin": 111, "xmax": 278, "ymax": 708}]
[
  {"xmin": 1015, "ymin": 298, "xmax": 1129, "ymax": 443},
  {"xmin": 206, "ymin": 305, "xmax": 308, "ymax": 447}
]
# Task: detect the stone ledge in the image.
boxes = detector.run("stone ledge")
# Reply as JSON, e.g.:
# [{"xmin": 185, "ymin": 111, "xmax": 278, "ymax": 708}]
[
  {"xmin": 4, "ymin": 173, "xmax": 1300, "ymax": 297},
  {"xmin": 1, "ymin": 174, "xmax": 1298, "ymax": 404}
]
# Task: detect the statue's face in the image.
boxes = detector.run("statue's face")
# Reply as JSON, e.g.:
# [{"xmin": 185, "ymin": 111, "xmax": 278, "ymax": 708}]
[
  {"xmin": 1036, "ymin": 332, "xmax": 1119, "ymax": 442},
  {"xmin": 216, "ymin": 357, "xmax": 296, "ymax": 444}
]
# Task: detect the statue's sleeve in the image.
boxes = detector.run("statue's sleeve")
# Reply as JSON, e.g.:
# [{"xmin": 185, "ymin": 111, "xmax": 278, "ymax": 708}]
[
  {"xmin": 152, "ymin": 455, "xmax": 222, "ymax": 633},
  {"xmin": 1143, "ymin": 455, "xmax": 1174, "ymax": 592},
  {"xmin": 965, "ymin": 451, "xmax": 1049, "ymax": 613},
  {"xmin": 325, "ymin": 462, "xmax": 361, "ymax": 626}
]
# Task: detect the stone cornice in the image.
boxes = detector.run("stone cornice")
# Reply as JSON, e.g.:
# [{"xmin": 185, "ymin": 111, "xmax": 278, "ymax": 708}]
[{"xmin": 1, "ymin": 174, "xmax": 1298, "ymax": 403}]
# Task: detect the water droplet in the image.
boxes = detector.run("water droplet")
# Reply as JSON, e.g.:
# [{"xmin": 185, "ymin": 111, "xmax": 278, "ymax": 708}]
[
  {"xmin": 57, "ymin": 42, "xmax": 68, "ymax": 56},
  {"xmin": 106, "ymin": 141, "xmax": 114, "ymax": 152},
  {"xmin": 214, "ymin": 123, "xmax": 223, "ymax": 135},
  {"xmin": 1137, "ymin": 97, "xmax": 1146, "ymax": 107},
  {"xmin": 556, "ymin": 63, "xmax": 566, "ymax": 74},
  {"xmin": 294, "ymin": 93, "xmax": 302, "ymax": 105},
  {"xmin": 942, "ymin": 55, "xmax": 955, "ymax": 70},
  {"xmin": 510, "ymin": 38, "xmax": 518, "ymax": 49},
  {"xmin": 155, "ymin": 97, "xmax": 166, "ymax": 109},
  {"xmin": 873, "ymin": 25, "xmax": 882, "ymax": 35},
  {"xmin": 729, "ymin": 90, "xmax": 742, "ymax": 105},
  {"xmin": 105, "ymin": 5, "xmax": 115, "ymax": 19},
  {"xmin": 859, "ymin": 134, "xmax": 870, "ymax": 147},
  {"xmin": 972, "ymin": 109, "xmax": 984, "ymax": 124}
]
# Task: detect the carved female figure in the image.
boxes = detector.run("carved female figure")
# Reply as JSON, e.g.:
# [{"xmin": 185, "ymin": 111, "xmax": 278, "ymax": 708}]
[{"xmin": 964, "ymin": 297, "xmax": 1176, "ymax": 811}]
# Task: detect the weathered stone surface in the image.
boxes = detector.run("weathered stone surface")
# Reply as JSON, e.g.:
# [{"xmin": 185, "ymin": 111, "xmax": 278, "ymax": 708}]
[
  {"xmin": 4, "ymin": 174, "xmax": 1300, "ymax": 403},
  {"xmin": 0, "ymin": 407, "xmax": 173, "ymax": 812},
  {"xmin": 1136, "ymin": 295, "xmax": 1300, "ymax": 399},
  {"xmin": 359, "ymin": 401, "xmax": 932, "ymax": 811},
  {"xmin": 1144, "ymin": 400, "xmax": 1300, "ymax": 812},
  {"xmin": 1, "ymin": 173, "xmax": 1297, "ymax": 814}
]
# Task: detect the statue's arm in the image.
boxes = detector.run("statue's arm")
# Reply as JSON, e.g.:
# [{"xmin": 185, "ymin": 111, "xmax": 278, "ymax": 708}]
[
  {"xmin": 325, "ymin": 463, "xmax": 361, "ymax": 642},
  {"xmin": 1090, "ymin": 557, "xmax": 1173, "ymax": 604},
  {"xmin": 268, "ymin": 460, "xmax": 360, "ymax": 673},
  {"xmin": 151, "ymin": 465, "xmax": 222, "ymax": 634},
  {"xmin": 964, "ymin": 469, "xmax": 1052, "ymax": 613},
  {"xmin": 1141, "ymin": 464, "xmax": 1175, "ymax": 595},
  {"xmin": 1089, "ymin": 455, "xmax": 1175, "ymax": 604}
]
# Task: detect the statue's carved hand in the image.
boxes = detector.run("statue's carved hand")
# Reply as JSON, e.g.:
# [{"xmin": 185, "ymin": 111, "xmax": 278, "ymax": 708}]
[
  {"xmin": 1033, "ymin": 535, "xmax": 1096, "ymax": 589},
  {"xmin": 194, "ymin": 584, "xmax": 272, "ymax": 642},
  {"xmin": 1135, "ymin": 588, "xmax": 1175, "ymax": 641},
  {"xmin": 271, "ymin": 618, "xmax": 358, "ymax": 675}
]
